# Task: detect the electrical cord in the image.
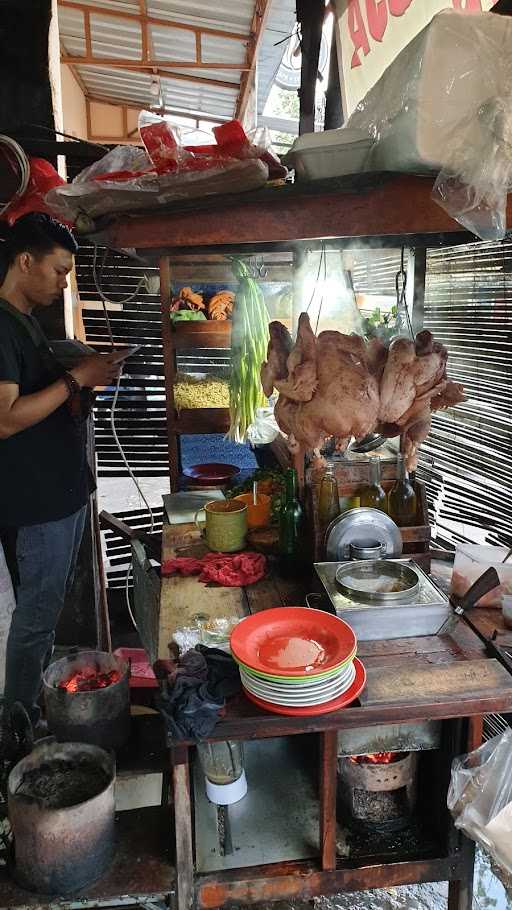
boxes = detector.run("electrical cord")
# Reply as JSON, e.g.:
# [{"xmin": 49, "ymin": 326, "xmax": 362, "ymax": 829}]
[
  {"xmin": 0, "ymin": 136, "xmax": 30, "ymax": 215},
  {"xmin": 92, "ymin": 245, "xmax": 156, "ymax": 631}
]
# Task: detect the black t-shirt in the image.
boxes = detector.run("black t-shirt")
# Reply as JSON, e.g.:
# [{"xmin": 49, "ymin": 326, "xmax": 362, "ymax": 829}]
[{"xmin": 0, "ymin": 302, "xmax": 91, "ymax": 528}]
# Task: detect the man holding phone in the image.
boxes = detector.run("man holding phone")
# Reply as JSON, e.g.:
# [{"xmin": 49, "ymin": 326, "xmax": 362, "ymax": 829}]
[{"xmin": 0, "ymin": 213, "xmax": 120, "ymax": 736}]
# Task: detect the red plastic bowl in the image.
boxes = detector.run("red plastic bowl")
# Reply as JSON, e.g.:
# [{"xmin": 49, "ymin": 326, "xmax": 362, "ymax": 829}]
[{"xmin": 183, "ymin": 463, "xmax": 241, "ymax": 485}]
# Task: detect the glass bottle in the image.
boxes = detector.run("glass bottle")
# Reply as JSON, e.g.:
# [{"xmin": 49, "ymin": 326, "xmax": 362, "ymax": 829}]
[
  {"xmin": 388, "ymin": 453, "xmax": 417, "ymax": 527},
  {"xmin": 360, "ymin": 456, "xmax": 387, "ymax": 512},
  {"xmin": 279, "ymin": 468, "xmax": 303, "ymax": 560},
  {"xmin": 318, "ymin": 463, "xmax": 340, "ymax": 533}
]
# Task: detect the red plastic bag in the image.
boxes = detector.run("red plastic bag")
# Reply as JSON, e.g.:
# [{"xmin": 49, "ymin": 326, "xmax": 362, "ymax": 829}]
[
  {"xmin": 3, "ymin": 157, "xmax": 67, "ymax": 225},
  {"xmin": 139, "ymin": 112, "xmax": 189, "ymax": 175}
]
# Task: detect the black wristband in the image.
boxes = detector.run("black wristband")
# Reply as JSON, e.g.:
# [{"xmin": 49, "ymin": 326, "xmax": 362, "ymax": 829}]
[{"xmin": 62, "ymin": 371, "xmax": 81, "ymax": 399}]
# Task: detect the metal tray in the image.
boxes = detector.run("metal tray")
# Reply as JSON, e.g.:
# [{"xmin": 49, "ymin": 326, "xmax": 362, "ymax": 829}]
[{"xmin": 314, "ymin": 559, "xmax": 450, "ymax": 641}]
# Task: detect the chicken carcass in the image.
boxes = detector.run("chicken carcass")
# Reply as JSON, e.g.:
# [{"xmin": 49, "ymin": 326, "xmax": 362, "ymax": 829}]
[
  {"xmin": 378, "ymin": 337, "xmax": 447, "ymax": 424},
  {"xmin": 273, "ymin": 312, "xmax": 318, "ymax": 402},
  {"xmin": 260, "ymin": 321, "xmax": 293, "ymax": 397},
  {"xmin": 295, "ymin": 330, "xmax": 380, "ymax": 454},
  {"xmin": 265, "ymin": 311, "xmax": 465, "ymax": 472}
]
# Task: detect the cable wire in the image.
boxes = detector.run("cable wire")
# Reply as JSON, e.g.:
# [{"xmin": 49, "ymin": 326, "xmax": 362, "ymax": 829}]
[
  {"xmin": 0, "ymin": 136, "xmax": 30, "ymax": 215},
  {"xmin": 92, "ymin": 246, "xmax": 156, "ymax": 631}
]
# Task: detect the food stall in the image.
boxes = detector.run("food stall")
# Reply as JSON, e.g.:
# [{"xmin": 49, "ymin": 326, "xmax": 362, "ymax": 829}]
[
  {"xmin": 3, "ymin": 8, "xmax": 512, "ymax": 908},
  {"xmin": 94, "ymin": 176, "xmax": 512, "ymax": 910}
]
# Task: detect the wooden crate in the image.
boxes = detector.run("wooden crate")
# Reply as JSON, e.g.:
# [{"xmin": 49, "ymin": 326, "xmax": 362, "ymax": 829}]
[
  {"xmin": 305, "ymin": 459, "xmax": 431, "ymax": 564},
  {"xmin": 171, "ymin": 320, "xmax": 231, "ymax": 350}
]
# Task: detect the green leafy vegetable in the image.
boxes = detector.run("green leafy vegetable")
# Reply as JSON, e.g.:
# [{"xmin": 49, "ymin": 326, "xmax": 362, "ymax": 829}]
[{"xmin": 227, "ymin": 259, "xmax": 269, "ymax": 442}]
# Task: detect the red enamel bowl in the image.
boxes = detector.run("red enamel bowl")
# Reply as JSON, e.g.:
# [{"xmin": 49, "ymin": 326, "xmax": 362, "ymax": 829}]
[
  {"xmin": 230, "ymin": 607, "xmax": 357, "ymax": 678},
  {"xmin": 183, "ymin": 463, "xmax": 241, "ymax": 485}
]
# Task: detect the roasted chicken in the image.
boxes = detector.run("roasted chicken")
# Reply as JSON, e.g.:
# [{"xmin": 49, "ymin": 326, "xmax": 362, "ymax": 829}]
[{"xmin": 263, "ymin": 316, "xmax": 465, "ymax": 472}]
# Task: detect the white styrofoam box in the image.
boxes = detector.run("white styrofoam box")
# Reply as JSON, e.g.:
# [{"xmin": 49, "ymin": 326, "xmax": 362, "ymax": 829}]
[
  {"xmin": 0, "ymin": 542, "xmax": 15, "ymax": 694},
  {"xmin": 115, "ymin": 771, "xmax": 163, "ymax": 811},
  {"xmin": 286, "ymin": 128, "xmax": 373, "ymax": 181},
  {"xmin": 347, "ymin": 9, "xmax": 512, "ymax": 174}
]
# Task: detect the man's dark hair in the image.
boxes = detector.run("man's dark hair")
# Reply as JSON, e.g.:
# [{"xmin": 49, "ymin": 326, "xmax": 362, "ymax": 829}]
[{"xmin": 0, "ymin": 213, "xmax": 78, "ymax": 276}]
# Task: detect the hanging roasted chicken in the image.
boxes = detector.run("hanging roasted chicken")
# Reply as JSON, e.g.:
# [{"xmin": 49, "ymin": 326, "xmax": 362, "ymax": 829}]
[{"xmin": 261, "ymin": 312, "xmax": 465, "ymax": 470}]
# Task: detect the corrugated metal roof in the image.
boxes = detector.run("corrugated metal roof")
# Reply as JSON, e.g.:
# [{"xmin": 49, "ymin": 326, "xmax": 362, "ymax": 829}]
[
  {"xmin": 58, "ymin": 0, "xmax": 255, "ymax": 123},
  {"xmin": 256, "ymin": 0, "xmax": 296, "ymax": 116}
]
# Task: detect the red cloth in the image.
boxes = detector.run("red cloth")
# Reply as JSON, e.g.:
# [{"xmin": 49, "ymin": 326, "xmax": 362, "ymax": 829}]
[{"xmin": 161, "ymin": 551, "xmax": 266, "ymax": 587}]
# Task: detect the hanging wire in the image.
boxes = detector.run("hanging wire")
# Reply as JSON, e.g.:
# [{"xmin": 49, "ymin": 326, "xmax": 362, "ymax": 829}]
[
  {"xmin": 395, "ymin": 246, "xmax": 414, "ymax": 339},
  {"xmin": 315, "ymin": 243, "xmax": 327, "ymax": 335},
  {"xmin": 305, "ymin": 243, "xmax": 326, "ymax": 315}
]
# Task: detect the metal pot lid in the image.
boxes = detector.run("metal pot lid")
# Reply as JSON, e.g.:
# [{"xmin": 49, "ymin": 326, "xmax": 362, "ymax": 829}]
[
  {"xmin": 325, "ymin": 508, "xmax": 403, "ymax": 562},
  {"xmin": 335, "ymin": 560, "xmax": 420, "ymax": 604}
]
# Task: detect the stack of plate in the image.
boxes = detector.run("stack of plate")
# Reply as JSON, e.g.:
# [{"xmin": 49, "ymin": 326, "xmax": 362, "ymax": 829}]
[{"xmin": 230, "ymin": 607, "xmax": 366, "ymax": 717}]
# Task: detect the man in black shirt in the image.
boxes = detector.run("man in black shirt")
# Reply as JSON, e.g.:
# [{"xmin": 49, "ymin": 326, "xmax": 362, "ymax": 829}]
[{"xmin": 0, "ymin": 213, "xmax": 120, "ymax": 732}]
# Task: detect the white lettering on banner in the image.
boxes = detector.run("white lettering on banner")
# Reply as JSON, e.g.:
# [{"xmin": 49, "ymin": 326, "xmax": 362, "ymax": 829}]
[{"xmin": 335, "ymin": 0, "xmax": 496, "ymax": 116}]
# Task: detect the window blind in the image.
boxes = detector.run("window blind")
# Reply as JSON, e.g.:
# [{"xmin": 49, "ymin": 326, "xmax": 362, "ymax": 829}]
[{"xmin": 417, "ymin": 241, "xmax": 512, "ymax": 550}]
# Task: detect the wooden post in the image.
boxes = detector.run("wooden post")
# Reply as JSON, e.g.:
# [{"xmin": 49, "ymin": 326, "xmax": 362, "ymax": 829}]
[
  {"xmin": 297, "ymin": 0, "xmax": 325, "ymax": 135},
  {"xmin": 171, "ymin": 746, "xmax": 194, "ymax": 910},
  {"xmin": 410, "ymin": 248, "xmax": 427, "ymax": 336},
  {"xmin": 324, "ymin": 29, "xmax": 343, "ymax": 130},
  {"xmin": 319, "ymin": 730, "xmax": 338, "ymax": 871},
  {"xmin": 160, "ymin": 256, "xmax": 180, "ymax": 492}
]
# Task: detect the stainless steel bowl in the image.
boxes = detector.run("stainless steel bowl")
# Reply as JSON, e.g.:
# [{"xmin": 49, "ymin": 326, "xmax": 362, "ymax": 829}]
[{"xmin": 334, "ymin": 560, "xmax": 420, "ymax": 604}]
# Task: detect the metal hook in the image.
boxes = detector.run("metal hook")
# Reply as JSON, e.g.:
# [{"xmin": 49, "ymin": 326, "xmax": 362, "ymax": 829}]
[{"xmin": 256, "ymin": 258, "xmax": 268, "ymax": 279}]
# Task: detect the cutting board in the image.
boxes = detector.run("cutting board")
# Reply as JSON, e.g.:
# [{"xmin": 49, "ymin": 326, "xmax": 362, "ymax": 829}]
[{"xmin": 158, "ymin": 523, "xmax": 247, "ymax": 658}]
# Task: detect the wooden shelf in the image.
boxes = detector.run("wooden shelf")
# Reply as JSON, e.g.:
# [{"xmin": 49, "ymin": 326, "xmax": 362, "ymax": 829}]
[
  {"xmin": 172, "ymin": 320, "xmax": 231, "ymax": 350},
  {"xmin": 102, "ymin": 174, "xmax": 509, "ymax": 253},
  {"xmin": 173, "ymin": 407, "xmax": 231, "ymax": 434}
]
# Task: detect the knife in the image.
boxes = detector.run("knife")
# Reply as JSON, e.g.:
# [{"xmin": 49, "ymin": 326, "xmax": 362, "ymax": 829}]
[
  {"xmin": 437, "ymin": 566, "xmax": 500, "ymax": 636},
  {"xmin": 437, "ymin": 567, "xmax": 512, "ymax": 675}
]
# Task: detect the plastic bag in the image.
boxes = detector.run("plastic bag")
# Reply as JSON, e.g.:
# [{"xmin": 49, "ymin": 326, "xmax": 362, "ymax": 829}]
[
  {"xmin": 344, "ymin": 9, "xmax": 512, "ymax": 241},
  {"xmin": 46, "ymin": 112, "xmax": 274, "ymax": 221},
  {"xmin": 247, "ymin": 406, "xmax": 280, "ymax": 445},
  {"xmin": 448, "ymin": 729, "xmax": 512, "ymax": 879},
  {"xmin": 3, "ymin": 157, "xmax": 66, "ymax": 225}
]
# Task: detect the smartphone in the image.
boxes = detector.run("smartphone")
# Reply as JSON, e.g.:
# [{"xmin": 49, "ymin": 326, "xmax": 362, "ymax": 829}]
[{"xmin": 110, "ymin": 345, "xmax": 142, "ymax": 363}]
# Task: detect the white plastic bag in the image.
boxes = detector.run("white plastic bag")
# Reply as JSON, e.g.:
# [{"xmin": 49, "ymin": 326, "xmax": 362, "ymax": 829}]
[
  {"xmin": 345, "ymin": 9, "xmax": 512, "ymax": 240},
  {"xmin": 448, "ymin": 729, "xmax": 512, "ymax": 879},
  {"xmin": 246, "ymin": 406, "xmax": 280, "ymax": 445}
]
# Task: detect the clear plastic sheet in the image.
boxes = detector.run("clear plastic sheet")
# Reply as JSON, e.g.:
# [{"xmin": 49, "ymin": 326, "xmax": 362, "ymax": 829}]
[
  {"xmin": 448, "ymin": 729, "xmax": 512, "ymax": 881},
  {"xmin": 345, "ymin": 9, "xmax": 512, "ymax": 240}
]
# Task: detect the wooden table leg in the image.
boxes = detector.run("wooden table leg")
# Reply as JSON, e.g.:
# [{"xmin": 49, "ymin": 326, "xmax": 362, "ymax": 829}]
[
  {"xmin": 447, "ymin": 716, "xmax": 482, "ymax": 910},
  {"xmin": 448, "ymin": 840, "xmax": 475, "ymax": 910},
  {"xmin": 171, "ymin": 745, "xmax": 194, "ymax": 910},
  {"xmin": 319, "ymin": 730, "xmax": 338, "ymax": 871}
]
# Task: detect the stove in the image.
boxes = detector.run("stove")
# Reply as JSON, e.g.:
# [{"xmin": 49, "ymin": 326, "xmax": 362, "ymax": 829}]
[
  {"xmin": 315, "ymin": 559, "xmax": 450, "ymax": 640},
  {"xmin": 338, "ymin": 751, "xmax": 418, "ymax": 833}
]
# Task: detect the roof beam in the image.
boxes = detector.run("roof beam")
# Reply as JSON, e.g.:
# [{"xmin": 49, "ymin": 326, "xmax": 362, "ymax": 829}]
[
  {"xmin": 236, "ymin": 0, "xmax": 272, "ymax": 122},
  {"xmin": 87, "ymin": 96, "xmax": 229, "ymax": 126},
  {"xmin": 73, "ymin": 64, "xmax": 238, "ymax": 91},
  {"xmin": 57, "ymin": 1, "xmax": 250, "ymax": 43},
  {"xmin": 61, "ymin": 55, "xmax": 248, "ymax": 70}
]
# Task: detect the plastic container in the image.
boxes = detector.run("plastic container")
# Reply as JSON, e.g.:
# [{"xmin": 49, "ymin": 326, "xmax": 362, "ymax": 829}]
[
  {"xmin": 234, "ymin": 492, "xmax": 271, "ymax": 529},
  {"xmin": 286, "ymin": 129, "xmax": 373, "ymax": 181},
  {"xmin": 113, "ymin": 647, "xmax": 158, "ymax": 688},
  {"xmin": 451, "ymin": 545, "xmax": 512, "ymax": 608},
  {"xmin": 196, "ymin": 740, "xmax": 247, "ymax": 805}
]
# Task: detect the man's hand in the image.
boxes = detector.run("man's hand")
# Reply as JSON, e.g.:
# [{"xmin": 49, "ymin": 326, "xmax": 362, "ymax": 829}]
[{"xmin": 70, "ymin": 353, "xmax": 121, "ymax": 389}]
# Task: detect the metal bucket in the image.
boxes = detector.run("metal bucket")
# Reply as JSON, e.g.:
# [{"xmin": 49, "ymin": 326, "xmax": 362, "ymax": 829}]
[
  {"xmin": 8, "ymin": 739, "xmax": 115, "ymax": 894},
  {"xmin": 43, "ymin": 650, "xmax": 130, "ymax": 751}
]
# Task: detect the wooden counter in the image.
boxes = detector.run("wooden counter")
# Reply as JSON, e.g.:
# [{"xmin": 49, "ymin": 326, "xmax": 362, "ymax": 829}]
[{"xmin": 159, "ymin": 523, "xmax": 512, "ymax": 910}]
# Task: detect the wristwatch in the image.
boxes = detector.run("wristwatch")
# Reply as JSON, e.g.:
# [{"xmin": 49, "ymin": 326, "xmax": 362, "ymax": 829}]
[{"xmin": 62, "ymin": 371, "xmax": 81, "ymax": 399}]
